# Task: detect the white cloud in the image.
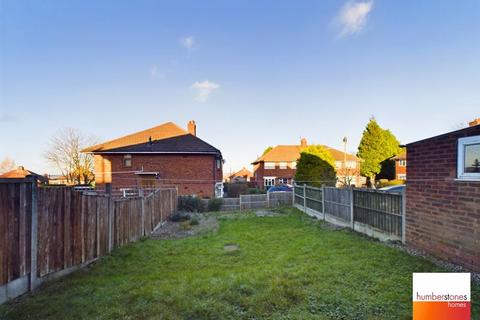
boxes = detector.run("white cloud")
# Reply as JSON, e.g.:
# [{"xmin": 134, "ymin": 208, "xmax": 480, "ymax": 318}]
[
  {"xmin": 335, "ymin": 1, "xmax": 373, "ymax": 37},
  {"xmin": 180, "ymin": 36, "xmax": 195, "ymax": 50},
  {"xmin": 191, "ymin": 80, "xmax": 220, "ymax": 102},
  {"xmin": 150, "ymin": 65, "xmax": 163, "ymax": 78}
]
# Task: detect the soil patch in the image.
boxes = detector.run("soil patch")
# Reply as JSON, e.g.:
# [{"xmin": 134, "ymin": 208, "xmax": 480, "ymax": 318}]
[{"xmin": 150, "ymin": 213, "xmax": 219, "ymax": 240}]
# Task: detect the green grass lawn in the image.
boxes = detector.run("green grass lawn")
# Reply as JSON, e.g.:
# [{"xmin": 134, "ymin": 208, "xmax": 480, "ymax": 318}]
[{"xmin": 1, "ymin": 208, "xmax": 479, "ymax": 319}]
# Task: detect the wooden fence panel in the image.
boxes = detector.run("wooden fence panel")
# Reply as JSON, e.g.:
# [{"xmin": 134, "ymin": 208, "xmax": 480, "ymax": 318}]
[
  {"xmin": 323, "ymin": 187, "xmax": 350, "ymax": 221},
  {"xmin": 0, "ymin": 182, "xmax": 32, "ymax": 285},
  {"xmin": 353, "ymin": 189, "xmax": 403, "ymax": 237}
]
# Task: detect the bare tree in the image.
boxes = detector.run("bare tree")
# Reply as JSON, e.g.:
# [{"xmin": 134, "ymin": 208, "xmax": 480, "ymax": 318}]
[
  {"xmin": 0, "ymin": 156, "xmax": 16, "ymax": 174},
  {"xmin": 45, "ymin": 128, "xmax": 97, "ymax": 185}
]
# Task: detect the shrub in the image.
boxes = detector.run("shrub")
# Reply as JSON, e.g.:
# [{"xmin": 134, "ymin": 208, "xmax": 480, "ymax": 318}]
[
  {"xmin": 208, "ymin": 198, "xmax": 223, "ymax": 212},
  {"xmin": 247, "ymin": 188, "xmax": 265, "ymax": 194},
  {"xmin": 377, "ymin": 179, "xmax": 406, "ymax": 188},
  {"xmin": 170, "ymin": 212, "xmax": 191, "ymax": 222},
  {"xmin": 190, "ymin": 217, "xmax": 200, "ymax": 226},
  {"xmin": 177, "ymin": 196, "xmax": 205, "ymax": 212}
]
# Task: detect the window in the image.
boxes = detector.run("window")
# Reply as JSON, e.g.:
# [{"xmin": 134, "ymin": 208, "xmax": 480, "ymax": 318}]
[
  {"xmin": 264, "ymin": 177, "xmax": 275, "ymax": 187},
  {"xmin": 397, "ymin": 174, "xmax": 406, "ymax": 180},
  {"xmin": 278, "ymin": 178, "xmax": 288, "ymax": 184},
  {"xmin": 264, "ymin": 162, "xmax": 275, "ymax": 170},
  {"xmin": 290, "ymin": 161, "xmax": 297, "ymax": 169},
  {"xmin": 458, "ymin": 135, "xmax": 480, "ymax": 180},
  {"xmin": 399, "ymin": 160, "xmax": 407, "ymax": 167},
  {"xmin": 279, "ymin": 162, "xmax": 287, "ymax": 169},
  {"xmin": 123, "ymin": 154, "xmax": 132, "ymax": 167},
  {"xmin": 216, "ymin": 159, "xmax": 221, "ymax": 169}
]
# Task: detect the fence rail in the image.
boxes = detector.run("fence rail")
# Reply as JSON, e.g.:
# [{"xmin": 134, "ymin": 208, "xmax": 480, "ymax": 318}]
[
  {"xmin": 199, "ymin": 192, "xmax": 294, "ymax": 211},
  {"xmin": 0, "ymin": 180, "xmax": 176, "ymax": 304},
  {"xmin": 294, "ymin": 184, "xmax": 405, "ymax": 242}
]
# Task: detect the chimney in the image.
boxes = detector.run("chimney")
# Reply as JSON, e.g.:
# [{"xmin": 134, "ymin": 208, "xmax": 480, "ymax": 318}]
[
  {"xmin": 469, "ymin": 118, "xmax": 480, "ymax": 127},
  {"xmin": 187, "ymin": 120, "xmax": 196, "ymax": 136},
  {"xmin": 300, "ymin": 138, "xmax": 307, "ymax": 148}
]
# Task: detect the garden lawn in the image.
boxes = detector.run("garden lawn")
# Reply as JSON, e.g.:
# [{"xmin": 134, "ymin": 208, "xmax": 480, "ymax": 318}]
[{"xmin": 1, "ymin": 208, "xmax": 479, "ymax": 319}]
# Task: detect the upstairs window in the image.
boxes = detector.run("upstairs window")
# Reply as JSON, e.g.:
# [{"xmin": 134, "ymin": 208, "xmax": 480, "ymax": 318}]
[
  {"xmin": 457, "ymin": 135, "xmax": 480, "ymax": 180},
  {"xmin": 216, "ymin": 159, "xmax": 221, "ymax": 169},
  {"xmin": 123, "ymin": 154, "xmax": 132, "ymax": 168},
  {"xmin": 291, "ymin": 161, "xmax": 297, "ymax": 169},
  {"xmin": 264, "ymin": 162, "xmax": 275, "ymax": 170},
  {"xmin": 279, "ymin": 162, "xmax": 287, "ymax": 169},
  {"xmin": 399, "ymin": 160, "xmax": 407, "ymax": 167}
]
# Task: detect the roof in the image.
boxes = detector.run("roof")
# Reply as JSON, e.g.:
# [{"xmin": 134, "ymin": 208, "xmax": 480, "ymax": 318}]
[
  {"xmin": 229, "ymin": 167, "xmax": 253, "ymax": 179},
  {"xmin": 392, "ymin": 151, "xmax": 406, "ymax": 160},
  {"xmin": 83, "ymin": 122, "xmax": 188, "ymax": 152},
  {"xmin": 92, "ymin": 134, "xmax": 222, "ymax": 156},
  {"xmin": 252, "ymin": 145, "xmax": 360, "ymax": 164},
  {"xmin": 406, "ymin": 122, "xmax": 480, "ymax": 146},
  {"xmin": 0, "ymin": 166, "xmax": 48, "ymax": 182}
]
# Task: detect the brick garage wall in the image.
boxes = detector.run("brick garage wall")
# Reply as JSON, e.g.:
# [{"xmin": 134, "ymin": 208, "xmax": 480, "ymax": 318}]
[
  {"xmin": 95, "ymin": 154, "xmax": 222, "ymax": 198},
  {"xmin": 406, "ymin": 125, "xmax": 480, "ymax": 272}
]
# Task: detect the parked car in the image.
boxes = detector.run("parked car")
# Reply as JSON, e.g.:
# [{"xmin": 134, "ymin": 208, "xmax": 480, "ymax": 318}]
[
  {"xmin": 378, "ymin": 185, "xmax": 405, "ymax": 193},
  {"xmin": 267, "ymin": 185, "xmax": 292, "ymax": 192}
]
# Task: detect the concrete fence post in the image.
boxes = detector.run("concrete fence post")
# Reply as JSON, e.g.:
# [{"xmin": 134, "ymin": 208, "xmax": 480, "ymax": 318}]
[
  {"xmin": 29, "ymin": 179, "xmax": 38, "ymax": 291},
  {"xmin": 401, "ymin": 189, "xmax": 406, "ymax": 244},
  {"xmin": 106, "ymin": 184, "xmax": 113, "ymax": 252},
  {"xmin": 266, "ymin": 191, "xmax": 270, "ymax": 208},
  {"xmin": 349, "ymin": 187, "xmax": 354, "ymax": 230},
  {"xmin": 139, "ymin": 189, "xmax": 145, "ymax": 236},
  {"xmin": 303, "ymin": 184, "xmax": 307, "ymax": 213},
  {"xmin": 321, "ymin": 184, "xmax": 326, "ymax": 220},
  {"xmin": 239, "ymin": 195, "xmax": 243, "ymax": 211}
]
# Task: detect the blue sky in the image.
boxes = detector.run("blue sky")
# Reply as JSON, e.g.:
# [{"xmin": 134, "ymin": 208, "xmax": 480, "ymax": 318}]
[{"xmin": 1, "ymin": 0, "xmax": 479, "ymax": 175}]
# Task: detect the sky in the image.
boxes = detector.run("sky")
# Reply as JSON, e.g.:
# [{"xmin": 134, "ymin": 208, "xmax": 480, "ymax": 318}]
[{"xmin": 1, "ymin": 0, "xmax": 479, "ymax": 175}]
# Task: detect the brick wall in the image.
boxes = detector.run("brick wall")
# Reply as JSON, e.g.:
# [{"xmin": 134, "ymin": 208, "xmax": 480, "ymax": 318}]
[
  {"xmin": 395, "ymin": 160, "xmax": 407, "ymax": 178},
  {"xmin": 253, "ymin": 163, "xmax": 296, "ymax": 189},
  {"xmin": 406, "ymin": 125, "xmax": 480, "ymax": 272},
  {"xmin": 94, "ymin": 154, "xmax": 222, "ymax": 198}
]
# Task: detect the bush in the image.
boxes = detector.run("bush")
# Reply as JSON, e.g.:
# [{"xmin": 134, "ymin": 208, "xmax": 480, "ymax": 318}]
[
  {"xmin": 170, "ymin": 212, "xmax": 191, "ymax": 222},
  {"xmin": 178, "ymin": 196, "xmax": 205, "ymax": 212},
  {"xmin": 207, "ymin": 198, "xmax": 223, "ymax": 212},
  {"xmin": 190, "ymin": 217, "xmax": 200, "ymax": 226},
  {"xmin": 377, "ymin": 179, "xmax": 406, "ymax": 188},
  {"xmin": 247, "ymin": 188, "xmax": 265, "ymax": 194}
]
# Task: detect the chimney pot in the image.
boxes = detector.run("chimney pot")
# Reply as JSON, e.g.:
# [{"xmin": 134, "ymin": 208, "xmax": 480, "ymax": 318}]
[
  {"xmin": 469, "ymin": 118, "xmax": 480, "ymax": 127},
  {"xmin": 188, "ymin": 120, "xmax": 197, "ymax": 136},
  {"xmin": 300, "ymin": 138, "xmax": 307, "ymax": 148}
]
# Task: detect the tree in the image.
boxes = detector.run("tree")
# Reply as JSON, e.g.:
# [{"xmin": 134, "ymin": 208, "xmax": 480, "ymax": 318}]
[
  {"xmin": 357, "ymin": 118, "xmax": 402, "ymax": 185},
  {"xmin": 45, "ymin": 128, "xmax": 97, "ymax": 185},
  {"xmin": 0, "ymin": 157, "xmax": 16, "ymax": 174},
  {"xmin": 294, "ymin": 145, "xmax": 337, "ymax": 187}
]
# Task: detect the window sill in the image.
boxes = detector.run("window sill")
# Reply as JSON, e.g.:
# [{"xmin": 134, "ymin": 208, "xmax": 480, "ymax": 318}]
[{"xmin": 454, "ymin": 178, "xmax": 480, "ymax": 182}]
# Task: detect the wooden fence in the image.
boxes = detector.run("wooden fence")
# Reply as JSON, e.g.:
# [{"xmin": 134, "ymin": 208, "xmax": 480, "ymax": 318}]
[
  {"xmin": 0, "ymin": 179, "xmax": 176, "ymax": 304},
  {"xmin": 294, "ymin": 184, "xmax": 405, "ymax": 242},
  {"xmin": 200, "ymin": 192, "xmax": 294, "ymax": 211}
]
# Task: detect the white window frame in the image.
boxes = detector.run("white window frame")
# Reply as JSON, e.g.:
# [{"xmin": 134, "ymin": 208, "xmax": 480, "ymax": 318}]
[
  {"xmin": 457, "ymin": 135, "xmax": 480, "ymax": 180},
  {"xmin": 398, "ymin": 160, "xmax": 407, "ymax": 167},
  {"xmin": 264, "ymin": 162, "xmax": 275, "ymax": 170},
  {"xmin": 123, "ymin": 154, "xmax": 132, "ymax": 168},
  {"xmin": 264, "ymin": 177, "xmax": 275, "ymax": 187},
  {"xmin": 290, "ymin": 161, "xmax": 297, "ymax": 169},
  {"xmin": 279, "ymin": 162, "xmax": 287, "ymax": 169},
  {"xmin": 278, "ymin": 178, "xmax": 288, "ymax": 184},
  {"xmin": 397, "ymin": 174, "xmax": 406, "ymax": 180}
]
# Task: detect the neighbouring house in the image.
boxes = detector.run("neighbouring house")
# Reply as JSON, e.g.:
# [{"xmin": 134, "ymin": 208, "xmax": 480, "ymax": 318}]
[
  {"xmin": 406, "ymin": 118, "xmax": 480, "ymax": 272},
  {"xmin": 228, "ymin": 167, "xmax": 253, "ymax": 183},
  {"xmin": 0, "ymin": 166, "xmax": 48, "ymax": 184},
  {"xmin": 83, "ymin": 120, "xmax": 224, "ymax": 198},
  {"xmin": 392, "ymin": 151, "xmax": 407, "ymax": 180},
  {"xmin": 252, "ymin": 138, "xmax": 362, "ymax": 189}
]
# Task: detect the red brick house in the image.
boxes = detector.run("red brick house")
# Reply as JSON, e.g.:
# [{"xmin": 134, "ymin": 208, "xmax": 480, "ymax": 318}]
[
  {"xmin": 228, "ymin": 167, "xmax": 253, "ymax": 183},
  {"xmin": 392, "ymin": 151, "xmax": 407, "ymax": 180},
  {"xmin": 252, "ymin": 138, "xmax": 362, "ymax": 189},
  {"xmin": 406, "ymin": 119, "xmax": 480, "ymax": 272},
  {"xmin": 0, "ymin": 166, "xmax": 48, "ymax": 184},
  {"xmin": 83, "ymin": 121, "xmax": 223, "ymax": 198}
]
